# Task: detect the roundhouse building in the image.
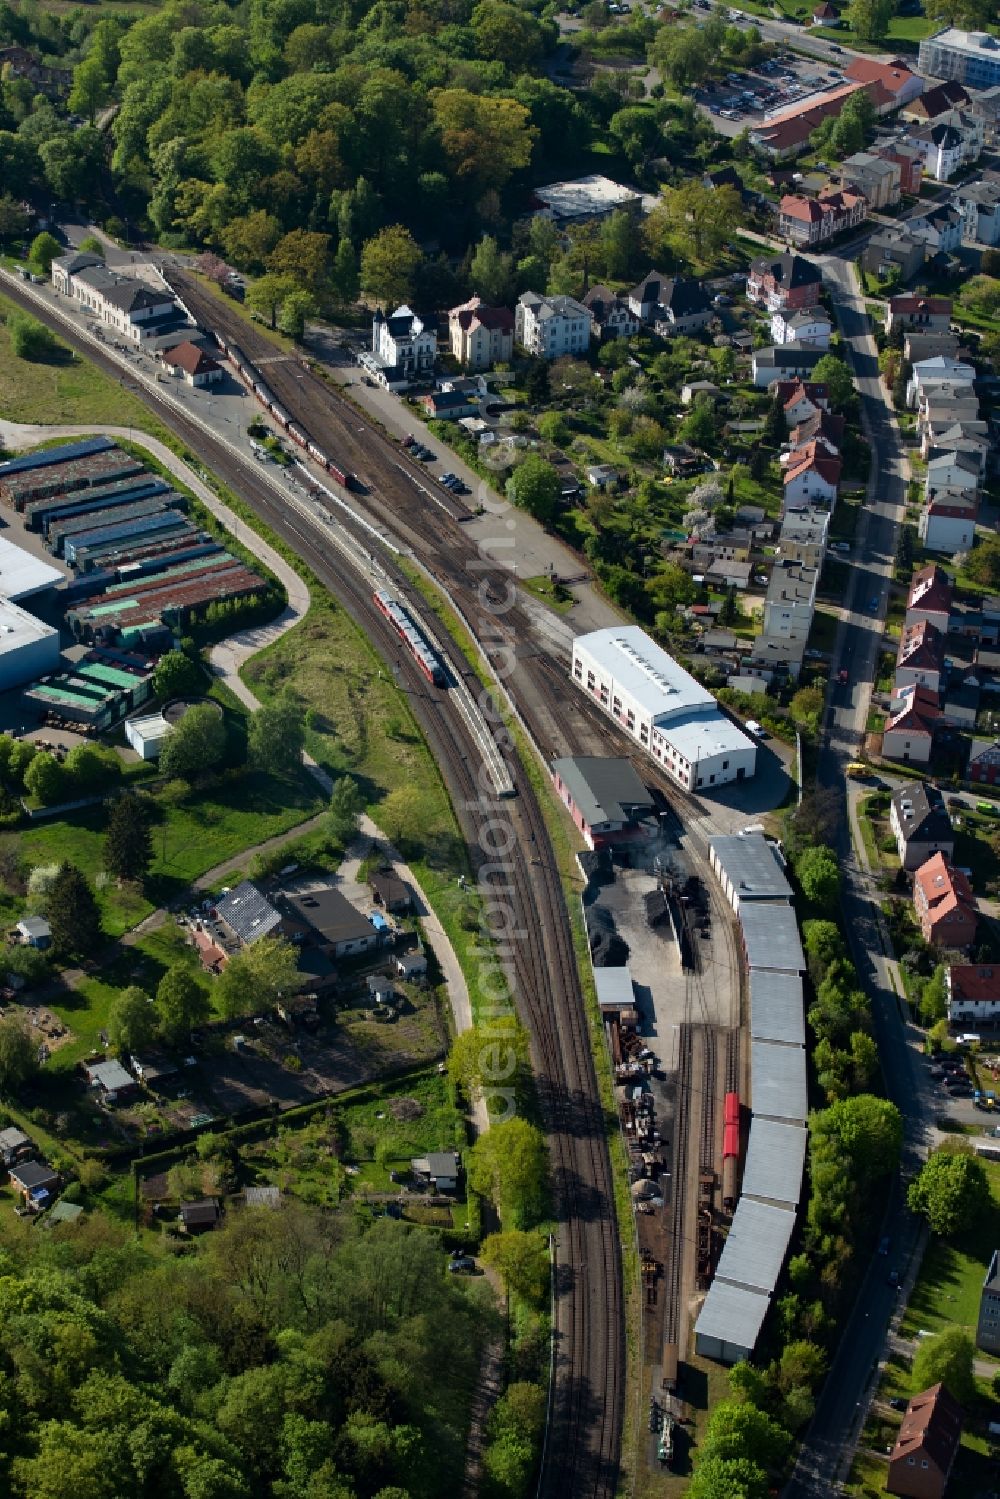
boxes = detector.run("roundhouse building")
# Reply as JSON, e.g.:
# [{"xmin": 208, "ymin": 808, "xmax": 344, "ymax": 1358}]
[{"xmin": 570, "ymin": 626, "xmax": 757, "ymax": 790}]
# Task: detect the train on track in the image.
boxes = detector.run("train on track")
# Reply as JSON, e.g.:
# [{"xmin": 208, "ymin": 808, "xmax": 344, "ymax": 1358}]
[
  {"xmin": 722, "ymin": 1091, "xmax": 740, "ymax": 1212},
  {"xmin": 211, "ymin": 331, "xmax": 362, "ymax": 492},
  {"xmin": 373, "ymin": 588, "xmax": 447, "ymax": 686}
]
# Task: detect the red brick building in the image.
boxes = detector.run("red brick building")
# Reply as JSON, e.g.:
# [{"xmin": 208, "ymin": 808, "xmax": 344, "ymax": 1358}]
[
  {"xmin": 914, "ymin": 853, "xmax": 978, "ymax": 950},
  {"xmin": 887, "ymin": 1383, "xmax": 962, "ymax": 1499}
]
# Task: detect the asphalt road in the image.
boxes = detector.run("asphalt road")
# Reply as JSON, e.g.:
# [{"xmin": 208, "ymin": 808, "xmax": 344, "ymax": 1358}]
[{"xmin": 782, "ymin": 258, "xmax": 933, "ymax": 1498}]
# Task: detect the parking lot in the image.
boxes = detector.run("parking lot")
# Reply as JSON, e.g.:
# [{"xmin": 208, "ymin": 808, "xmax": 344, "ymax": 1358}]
[{"xmin": 695, "ymin": 50, "xmax": 850, "ymax": 137}]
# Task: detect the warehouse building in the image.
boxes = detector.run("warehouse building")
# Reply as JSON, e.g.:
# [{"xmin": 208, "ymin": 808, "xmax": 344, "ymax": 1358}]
[
  {"xmin": 0, "ymin": 600, "xmax": 60, "ymax": 691},
  {"xmin": 694, "ymin": 1198, "xmax": 797, "ymax": 1363},
  {"xmin": 694, "ymin": 1278, "xmax": 771, "ymax": 1365},
  {"xmin": 738, "ymin": 903, "xmax": 805, "ymax": 974},
  {"xmin": 749, "ymin": 969, "xmax": 805, "ymax": 1048},
  {"xmin": 550, "ymin": 756, "xmax": 654, "ymax": 848},
  {"xmin": 740, "ymin": 1118, "xmax": 807, "ymax": 1210},
  {"xmin": 709, "ymin": 834, "xmax": 792, "ymax": 912},
  {"xmin": 750, "ymin": 1038, "xmax": 808, "ymax": 1124},
  {"xmin": 570, "ymin": 627, "xmax": 756, "ymax": 790},
  {"xmin": 0, "ymin": 537, "xmax": 64, "ymax": 601}
]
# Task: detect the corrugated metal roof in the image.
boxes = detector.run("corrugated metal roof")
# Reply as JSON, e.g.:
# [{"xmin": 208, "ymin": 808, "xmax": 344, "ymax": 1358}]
[
  {"xmin": 751, "ymin": 1039, "xmax": 808, "ymax": 1123},
  {"xmin": 739, "ymin": 903, "xmax": 805, "ymax": 972},
  {"xmin": 714, "ymin": 1196, "xmax": 796, "ymax": 1292},
  {"xmin": 594, "ymin": 967, "xmax": 634, "ymax": 1009},
  {"xmin": 0, "ymin": 537, "xmax": 63, "ymax": 600},
  {"xmin": 0, "ymin": 436, "xmax": 112, "ymax": 476},
  {"xmin": 741, "ymin": 1118, "xmax": 807, "ymax": 1208},
  {"xmin": 749, "ymin": 969, "xmax": 805, "ymax": 1046},
  {"xmin": 710, "ymin": 834, "xmax": 793, "ymax": 902},
  {"xmin": 694, "ymin": 1276, "xmax": 770, "ymax": 1361}
]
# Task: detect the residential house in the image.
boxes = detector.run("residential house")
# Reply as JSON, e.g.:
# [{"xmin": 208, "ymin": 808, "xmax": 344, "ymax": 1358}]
[
  {"xmin": 907, "ymin": 355, "xmax": 976, "ymax": 408},
  {"xmin": 705, "ymin": 558, "xmax": 753, "ymax": 590},
  {"xmin": 886, "ymin": 1382, "xmax": 962, "ymax": 1499},
  {"xmin": 908, "ymin": 119, "xmax": 980, "ymax": 182},
  {"xmin": 896, "ymin": 619, "xmax": 946, "ymax": 692},
  {"xmin": 918, "ymin": 27, "xmax": 1000, "ymax": 91},
  {"xmin": 943, "ymin": 676, "xmax": 980, "ymax": 727},
  {"xmin": 130, "ymin": 1055, "xmax": 178, "ymax": 1088},
  {"xmin": 662, "ymin": 443, "xmax": 708, "ymax": 477},
  {"xmin": 812, "ymin": 2, "xmax": 838, "ymax": 25},
  {"xmin": 515, "ymin": 292, "xmax": 593, "ymax": 359},
  {"xmin": 749, "ymin": 83, "xmax": 867, "ymax": 160},
  {"xmin": 789, "ymin": 408, "xmax": 845, "ymax": 453},
  {"xmin": 875, "ymin": 138, "xmax": 924, "ymax": 196},
  {"xmin": 550, "ymin": 755, "xmax": 655, "ymax": 849},
  {"xmin": 747, "ymin": 631, "xmax": 806, "ymax": 681},
  {"xmin": 752, "ymin": 344, "xmax": 826, "ymax": 388},
  {"xmin": 778, "ymin": 188, "xmax": 866, "ymax": 247},
  {"xmin": 419, "ymin": 389, "xmax": 478, "ymax": 420},
  {"xmin": 626, "ymin": 275, "xmax": 712, "ymax": 335},
  {"xmin": 367, "ymin": 973, "xmax": 394, "ymax": 1007},
  {"xmin": 905, "ymin": 330, "xmax": 961, "ymax": 363},
  {"xmin": 85, "ymin": 1059, "xmax": 138, "ymax": 1099},
  {"xmin": 925, "ymin": 449, "xmax": 981, "ymax": 497},
  {"xmin": 367, "ymin": 305, "xmax": 437, "ymax": 389},
  {"xmin": 746, "ymin": 254, "xmax": 823, "ymax": 311},
  {"xmin": 919, "ymin": 419, "xmax": 989, "ymax": 467},
  {"xmin": 778, "ymin": 505, "xmax": 830, "ymax": 567},
  {"xmin": 886, "ymin": 295, "xmax": 952, "ymax": 335},
  {"xmin": 447, "ymin": 297, "xmax": 514, "ymax": 370},
  {"xmin": 180, "ymin": 1200, "xmax": 221, "ymax": 1234},
  {"xmin": 914, "ymin": 852, "xmax": 978, "ymax": 949},
  {"xmin": 396, "ymin": 950, "xmax": 428, "ymax": 981},
  {"xmin": 763, "ymin": 561, "xmax": 818, "ymax": 639},
  {"xmin": 410, "ymin": 1151, "xmax": 460, "ymax": 1191},
  {"xmin": 862, "ymin": 224, "xmax": 926, "ymax": 282},
  {"xmin": 776, "ymin": 379, "xmax": 830, "ymax": 426},
  {"xmin": 839, "ymin": 150, "xmax": 902, "ymax": 209},
  {"xmin": 15, "ymin": 915, "xmax": 50, "ymax": 949},
  {"xmin": 916, "ymin": 385, "xmax": 982, "ymax": 434},
  {"xmin": 0, "ymin": 45, "xmax": 69, "ymax": 96},
  {"xmin": 0, "ymin": 1127, "xmax": 30, "ymax": 1167},
  {"xmin": 971, "ymin": 84, "xmax": 1000, "ymax": 142},
  {"xmin": 977, "ymin": 1250, "xmax": 1000, "ymax": 1354},
  {"xmin": 906, "ymin": 564, "xmax": 953, "ymax": 633},
  {"xmin": 844, "ymin": 56, "xmax": 925, "ymax": 111},
  {"xmin": 216, "ymin": 881, "xmax": 284, "ymax": 948},
  {"xmin": 581, "ymin": 285, "xmax": 640, "ymax": 341},
  {"xmin": 968, "ymin": 739, "xmax": 1000, "ymax": 783},
  {"xmin": 162, "ymin": 340, "xmax": 222, "ymax": 387},
  {"xmin": 8, "ymin": 1159, "xmax": 59, "ymax": 1207},
  {"xmin": 949, "ymin": 967, "xmax": 1000, "ymax": 1029},
  {"xmin": 883, "ymin": 684, "xmax": 942, "ymax": 765},
  {"xmin": 890, "ymin": 781, "xmax": 954, "ymax": 868},
  {"xmin": 368, "ymin": 866, "xmax": 410, "ymax": 913},
  {"xmin": 680, "ymin": 380, "xmax": 721, "ymax": 406},
  {"xmin": 920, "ymin": 491, "xmax": 979, "ymax": 553},
  {"xmin": 770, "ymin": 306, "xmax": 832, "ymax": 347},
  {"xmin": 586, "ymin": 464, "xmax": 621, "ymax": 490},
  {"xmin": 901, "ymin": 77, "xmax": 970, "ymax": 123},
  {"xmin": 703, "ymin": 166, "xmax": 750, "ymax": 201},
  {"xmin": 782, "ymin": 441, "xmax": 841, "ymax": 508},
  {"xmin": 278, "ymin": 885, "xmax": 380, "ymax": 959},
  {"xmin": 909, "ymin": 202, "xmax": 964, "ymax": 256},
  {"xmin": 955, "ymin": 177, "xmax": 1000, "ymax": 246}
]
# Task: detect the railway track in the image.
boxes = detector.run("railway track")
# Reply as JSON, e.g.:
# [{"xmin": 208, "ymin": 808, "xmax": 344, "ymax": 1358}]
[{"xmin": 0, "ymin": 274, "xmax": 623, "ymax": 1498}]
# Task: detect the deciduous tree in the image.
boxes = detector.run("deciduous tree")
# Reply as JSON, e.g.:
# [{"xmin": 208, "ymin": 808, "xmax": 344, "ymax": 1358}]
[
  {"xmin": 0, "ymin": 1012, "xmax": 38, "ymax": 1097},
  {"xmin": 466, "ymin": 1118, "xmax": 547, "ymax": 1227},
  {"xmin": 155, "ymin": 964, "xmax": 210, "ymax": 1044},
  {"xmin": 152, "ymin": 649, "xmax": 201, "ymax": 701},
  {"xmin": 24, "ymin": 752, "xmax": 66, "ymax": 806},
  {"xmin": 248, "ymin": 694, "xmax": 305, "ymax": 776},
  {"xmin": 908, "ymin": 1145, "xmax": 991, "ymax": 1238},
  {"xmin": 481, "ymin": 1230, "xmax": 549, "ymax": 1305},
  {"xmin": 159, "ymin": 704, "xmax": 227, "ymax": 781},
  {"xmin": 108, "ymin": 985, "xmax": 157, "ymax": 1055},
  {"xmin": 506, "ymin": 455, "xmax": 560, "ymax": 523},
  {"xmin": 910, "ymin": 1325, "xmax": 976, "ymax": 1405},
  {"xmin": 360, "ymin": 225, "xmax": 423, "ymax": 307},
  {"xmin": 216, "ymin": 936, "xmax": 301, "ymax": 1019}
]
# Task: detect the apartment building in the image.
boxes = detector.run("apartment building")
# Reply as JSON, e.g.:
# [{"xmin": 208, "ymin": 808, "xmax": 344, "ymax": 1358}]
[
  {"xmin": 919, "ymin": 28, "xmax": 1000, "ymax": 91},
  {"xmin": 515, "ymin": 292, "xmax": 593, "ymax": 359}
]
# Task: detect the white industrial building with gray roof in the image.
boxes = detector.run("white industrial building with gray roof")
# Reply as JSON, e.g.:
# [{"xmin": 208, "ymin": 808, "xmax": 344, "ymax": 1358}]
[
  {"xmin": 709, "ymin": 834, "xmax": 792, "ymax": 912},
  {"xmin": 570, "ymin": 626, "xmax": 757, "ymax": 791}
]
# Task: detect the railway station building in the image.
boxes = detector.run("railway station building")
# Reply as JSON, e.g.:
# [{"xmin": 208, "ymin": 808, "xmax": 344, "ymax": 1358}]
[{"xmin": 570, "ymin": 627, "xmax": 757, "ymax": 791}]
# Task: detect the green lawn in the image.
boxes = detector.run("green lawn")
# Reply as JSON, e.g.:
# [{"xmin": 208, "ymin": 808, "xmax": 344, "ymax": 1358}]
[
  {"xmin": 19, "ymin": 765, "xmax": 323, "ymax": 938},
  {"xmin": 521, "ymin": 574, "xmax": 575, "ymax": 614},
  {"xmin": 0, "ymin": 293, "xmax": 171, "ymax": 434},
  {"xmin": 901, "ymin": 1159, "xmax": 1000, "ymax": 1349}
]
